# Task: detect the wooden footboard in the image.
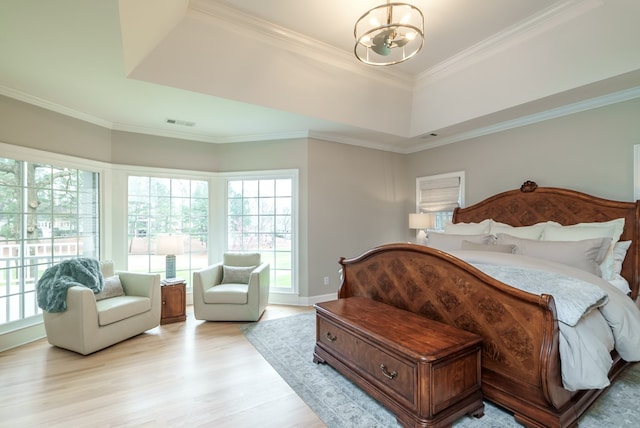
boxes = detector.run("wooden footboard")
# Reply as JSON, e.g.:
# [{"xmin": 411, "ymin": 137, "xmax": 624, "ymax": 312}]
[{"xmin": 337, "ymin": 243, "xmax": 602, "ymax": 427}]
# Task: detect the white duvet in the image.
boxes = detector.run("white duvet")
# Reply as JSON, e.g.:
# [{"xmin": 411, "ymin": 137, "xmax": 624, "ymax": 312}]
[{"xmin": 448, "ymin": 250, "xmax": 640, "ymax": 391}]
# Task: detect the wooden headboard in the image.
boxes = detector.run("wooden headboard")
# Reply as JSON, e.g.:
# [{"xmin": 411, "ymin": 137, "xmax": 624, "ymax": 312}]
[{"xmin": 453, "ymin": 181, "xmax": 640, "ymax": 300}]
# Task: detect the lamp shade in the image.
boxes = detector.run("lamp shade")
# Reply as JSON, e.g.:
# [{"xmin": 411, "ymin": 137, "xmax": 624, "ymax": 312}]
[
  {"xmin": 409, "ymin": 213, "xmax": 434, "ymax": 229},
  {"xmin": 156, "ymin": 234, "xmax": 184, "ymax": 255}
]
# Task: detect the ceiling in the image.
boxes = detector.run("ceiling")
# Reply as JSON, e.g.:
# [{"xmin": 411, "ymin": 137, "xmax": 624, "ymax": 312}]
[{"xmin": 1, "ymin": 0, "xmax": 639, "ymax": 153}]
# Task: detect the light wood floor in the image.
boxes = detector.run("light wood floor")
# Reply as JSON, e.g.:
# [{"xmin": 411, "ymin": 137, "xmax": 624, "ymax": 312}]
[{"xmin": 0, "ymin": 305, "xmax": 326, "ymax": 428}]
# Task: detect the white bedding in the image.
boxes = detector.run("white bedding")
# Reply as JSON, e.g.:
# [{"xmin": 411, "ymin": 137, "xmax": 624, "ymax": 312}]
[
  {"xmin": 449, "ymin": 250, "xmax": 640, "ymax": 391},
  {"xmin": 469, "ymin": 262, "xmax": 607, "ymax": 326}
]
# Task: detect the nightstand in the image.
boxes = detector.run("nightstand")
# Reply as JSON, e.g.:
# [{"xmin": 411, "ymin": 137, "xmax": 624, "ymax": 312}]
[{"xmin": 160, "ymin": 282, "xmax": 186, "ymax": 324}]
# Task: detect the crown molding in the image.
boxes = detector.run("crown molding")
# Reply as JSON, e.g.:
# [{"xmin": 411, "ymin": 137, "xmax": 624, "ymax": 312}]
[
  {"xmin": 415, "ymin": 0, "xmax": 603, "ymax": 88},
  {"xmin": 111, "ymin": 122, "xmax": 219, "ymax": 143},
  {"xmin": 407, "ymin": 85, "xmax": 640, "ymax": 153},
  {"xmin": 0, "ymin": 85, "xmax": 328, "ymax": 146},
  {"xmin": 5, "ymin": 83, "xmax": 638, "ymax": 156},
  {"xmin": 0, "ymin": 85, "xmax": 113, "ymax": 129},
  {"xmin": 307, "ymin": 130, "xmax": 404, "ymax": 154},
  {"xmin": 111, "ymin": 121, "xmax": 314, "ymax": 144},
  {"xmin": 187, "ymin": 0, "xmax": 415, "ymax": 91}
]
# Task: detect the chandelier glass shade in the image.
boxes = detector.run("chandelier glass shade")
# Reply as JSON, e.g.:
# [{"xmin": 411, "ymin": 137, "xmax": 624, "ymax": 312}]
[{"xmin": 354, "ymin": 1, "xmax": 424, "ymax": 66}]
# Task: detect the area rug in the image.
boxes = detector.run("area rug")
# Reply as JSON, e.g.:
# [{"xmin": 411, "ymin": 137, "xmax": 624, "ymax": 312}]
[{"xmin": 241, "ymin": 312, "xmax": 640, "ymax": 428}]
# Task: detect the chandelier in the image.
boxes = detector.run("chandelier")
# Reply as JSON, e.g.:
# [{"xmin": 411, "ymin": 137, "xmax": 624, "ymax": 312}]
[{"xmin": 354, "ymin": 1, "xmax": 424, "ymax": 66}]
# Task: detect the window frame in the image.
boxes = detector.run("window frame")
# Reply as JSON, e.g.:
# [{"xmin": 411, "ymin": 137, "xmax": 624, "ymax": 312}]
[
  {"xmin": 223, "ymin": 169, "xmax": 299, "ymax": 295},
  {"xmin": 125, "ymin": 174, "xmax": 210, "ymax": 283},
  {"xmin": 0, "ymin": 143, "xmax": 107, "ymax": 333},
  {"xmin": 0, "ymin": 143, "xmax": 301, "ymax": 335}
]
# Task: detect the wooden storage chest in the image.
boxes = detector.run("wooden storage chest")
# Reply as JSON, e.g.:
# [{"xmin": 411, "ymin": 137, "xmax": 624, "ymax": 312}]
[{"xmin": 313, "ymin": 297, "xmax": 484, "ymax": 428}]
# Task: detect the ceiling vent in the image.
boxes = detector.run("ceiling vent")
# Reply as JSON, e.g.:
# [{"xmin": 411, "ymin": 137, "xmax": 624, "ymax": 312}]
[
  {"xmin": 420, "ymin": 133, "xmax": 438, "ymax": 139},
  {"xmin": 165, "ymin": 118, "xmax": 196, "ymax": 127}
]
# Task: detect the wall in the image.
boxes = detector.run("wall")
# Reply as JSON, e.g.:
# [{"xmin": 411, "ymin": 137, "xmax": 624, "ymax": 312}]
[
  {"xmin": 3, "ymin": 93, "xmax": 640, "ymax": 351},
  {"xmin": 110, "ymin": 130, "xmax": 314, "ymax": 299},
  {"xmin": 0, "ymin": 95, "xmax": 111, "ymax": 161},
  {"xmin": 407, "ymin": 97, "xmax": 640, "ymax": 208},
  {"xmin": 109, "ymin": 132, "xmax": 411, "ymax": 300},
  {"xmin": 111, "ymin": 131, "xmax": 309, "ymax": 172},
  {"xmin": 1, "ymin": 96, "xmax": 411, "ymax": 303},
  {"xmin": 307, "ymin": 139, "xmax": 408, "ymax": 297},
  {"xmin": 4, "ymin": 94, "xmax": 640, "ymax": 302}
]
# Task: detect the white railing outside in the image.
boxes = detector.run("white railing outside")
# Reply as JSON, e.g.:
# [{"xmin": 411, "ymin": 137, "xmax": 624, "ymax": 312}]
[{"xmin": 0, "ymin": 242, "xmax": 81, "ymax": 323}]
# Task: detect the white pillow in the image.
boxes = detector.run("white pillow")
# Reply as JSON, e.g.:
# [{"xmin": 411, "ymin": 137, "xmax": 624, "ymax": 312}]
[
  {"xmin": 443, "ymin": 219, "xmax": 492, "ymax": 235},
  {"xmin": 542, "ymin": 219, "xmax": 624, "ymax": 242},
  {"xmin": 496, "ymin": 233, "xmax": 611, "ymax": 276},
  {"xmin": 221, "ymin": 265, "xmax": 256, "ymax": 284},
  {"xmin": 461, "ymin": 240, "xmax": 516, "ymax": 254},
  {"xmin": 541, "ymin": 219, "xmax": 625, "ymax": 280},
  {"xmin": 613, "ymin": 240, "xmax": 632, "ymax": 276},
  {"xmin": 604, "ymin": 241, "xmax": 632, "ymax": 295},
  {"xmin": 95, "ymin": 275, "xmax": 125, "ymax": 301},
  {"xmin": 427, "ymin": 232, "xmax": 493, "ymax": 251},
  {"xmin": 489, "ymin": 221, "xmax": 546, "ymax": 240}
]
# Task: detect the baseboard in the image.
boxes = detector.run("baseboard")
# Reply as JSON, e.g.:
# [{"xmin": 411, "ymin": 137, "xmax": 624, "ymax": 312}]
[
  {"xmin": 269, "ymin": 292, "xmax": 337, "ymax": 306},
  {"xmin": 0, "ymin": 321, "xmax": 46, "ymax": 352}
]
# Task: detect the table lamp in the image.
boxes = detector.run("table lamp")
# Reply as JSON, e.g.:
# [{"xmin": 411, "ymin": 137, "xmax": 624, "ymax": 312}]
[
  {"xmin": 409, "ymin": 213, "xmax": 435, "ymax": 245},
  {"xmin": 157, "ymin": 234, "xmax": 184, "ymax": 279}
]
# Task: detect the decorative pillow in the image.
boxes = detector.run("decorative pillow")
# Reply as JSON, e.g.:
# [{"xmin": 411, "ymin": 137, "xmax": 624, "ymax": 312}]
[
  {"xmin": 443, "ymin": 219, "xmax": 492, "ymax": 235},
  {"xmin": 613, "ymin": 240, "xmax": 632, "ymax": 276},
  {"xmin": 461, "ymin": 240, "xmax": 516, "ymax": 253},
  {"xmin": 95, "ymin": 275, "xmax": 125, "ymax": 301},
  {"xmin": 496, "ymin": 233, "xmax": 611, "ymax": 276},
  {"xmin": 489, "ymin": 221, "xmax": 546, "ymax": 240},
  {"xmin": 427, "ymin": 232, "xmax": 493, "ymax": 251},
  {"xmin": 541, "ymin": 218, "xmax": 625, "ymax": 280},
  {"xmin": 221, "ymin": 265, "xmax": 256, "ymax": 284}
]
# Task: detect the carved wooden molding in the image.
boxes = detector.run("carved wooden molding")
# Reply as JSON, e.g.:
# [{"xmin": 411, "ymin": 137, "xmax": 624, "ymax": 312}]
[{"xmin": 520, "ymin": 180, "xmax": 538, "ymax": 192}]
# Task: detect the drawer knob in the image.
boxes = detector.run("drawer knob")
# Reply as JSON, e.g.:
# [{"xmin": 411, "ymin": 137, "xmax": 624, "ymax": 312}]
[
  {"xmin": 326, "ymin": 331, "xmax": 337, "ymax": 342},
  {"xmin": 380, "ymin": 364, "xmax": 398, "ymax": 380}
]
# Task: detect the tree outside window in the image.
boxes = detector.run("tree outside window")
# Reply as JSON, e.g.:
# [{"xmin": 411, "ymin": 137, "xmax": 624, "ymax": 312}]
[
  {"xmin": 227, "ymin": 177, "xmax": 294, "ymax": 291},
  {"xmin": 127, "ymin": 176, "xmax": 208, "ymax": 282},
  {"xmin": 0, "ymin": 157, "xmax": 99, "ymax": 325}
]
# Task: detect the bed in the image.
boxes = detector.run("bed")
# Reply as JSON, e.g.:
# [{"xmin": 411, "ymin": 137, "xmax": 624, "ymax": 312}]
[{"xmin": 337, "ymin": 181, "xmax": 640, "ymax": 428}]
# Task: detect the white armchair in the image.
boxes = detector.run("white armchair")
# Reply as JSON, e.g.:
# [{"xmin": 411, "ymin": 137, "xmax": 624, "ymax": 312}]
[
  {"xmin": 193, "ymin": 252, "xmax": 270, "ymax": 321},
  {"xmin": 42, "ymin": 261, "xmax": 161, "ymax": 355}
]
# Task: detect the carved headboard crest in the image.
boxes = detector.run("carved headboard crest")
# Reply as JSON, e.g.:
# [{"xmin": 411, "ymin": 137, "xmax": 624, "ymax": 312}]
[{"xmin": 520, "ymin": 180, "xmax": 538, "ymax": 193}]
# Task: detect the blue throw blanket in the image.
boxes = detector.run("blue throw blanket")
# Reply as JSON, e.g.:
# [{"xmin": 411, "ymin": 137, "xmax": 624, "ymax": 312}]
[{"xmin": 36, "ymin": 258, "xmax": 104, "ymax": 313}]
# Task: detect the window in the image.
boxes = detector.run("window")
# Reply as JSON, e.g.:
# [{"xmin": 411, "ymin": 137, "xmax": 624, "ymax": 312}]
[
  {"xmin": 127, "ymin": 176, "xmax": 208, "ymax": 281},
  {"xmin": 227, "ymin": 174, "xmax": 296, "ymax": 292},
  {"xmin": 0, "ymin": 156, "xmax": 99, "ymax": 325},
  {"xmin": 416, "ymin": 171, "xmax": 465, "ymax": 231}
]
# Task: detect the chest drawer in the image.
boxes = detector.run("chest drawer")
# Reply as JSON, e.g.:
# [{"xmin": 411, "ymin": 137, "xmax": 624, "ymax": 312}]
[{"xmin": 317, "ymin": 316, "xmax": 416, "ymax": 405}]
